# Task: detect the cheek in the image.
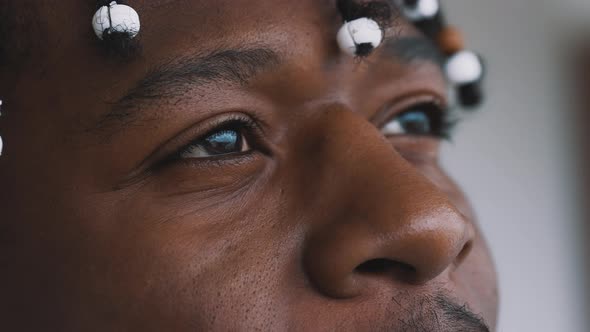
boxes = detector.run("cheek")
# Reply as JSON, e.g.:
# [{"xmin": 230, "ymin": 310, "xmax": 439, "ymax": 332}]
[
  {"xmin": 450, "ymin": 232, "xmax": 499, "ymax": 329},
  {"xmin": 418, "ymin": 166, "xmax": 499, "ymax": 327},
  {"xmin": 75, "ymin": 181, "xmax": 300, "ymax": 330}
]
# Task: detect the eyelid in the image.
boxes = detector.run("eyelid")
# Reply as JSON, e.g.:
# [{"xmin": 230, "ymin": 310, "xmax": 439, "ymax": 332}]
[
  {"xmin": 126, "ymin": 112, "xmax": 266, "ymax": 178},
  {"xmin": 175, "ymin": 122, "xmax": 253, "ymax": 160},
  {"xmin": 371, "ymin": 93, "xmax": 448, "ymax": 130},
  {"xmin": 166, "ymin": 115, "xmax": 267, "ymax": 165}
]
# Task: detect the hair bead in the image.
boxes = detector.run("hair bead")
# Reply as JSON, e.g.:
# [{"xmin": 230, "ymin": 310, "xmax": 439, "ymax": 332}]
[
  {"xmin": 445, "ymin": 50, "xmax": 485, "ymax": 108},
  {"xmin": 0, "ymin": 100, "xmax": 3, "ymax": 156},
  {"xmin": 437, "ymin": 26, "xmax": 464, "ymax": 55},
  {"xmin": 397, "ymin": 0, "xmax": 440, "ymax": 22},
  {"xmin": 445, "ymin": 50, "xmax": 483, "ymax": 85},
  {"xmin": 396, "ymin": 0, "xmax": 486, "ymax": 108},
  {"xmin": 456, "ymin": 82, "xmax": 483, "ymax": 108},
  {"xmin": 337, "ymin": 18, "xmax": 384, "ymax": 57},
  {"xmin": 336, "ymin": 0, "xmax": 390, "ymax": 57},
  {"xmin": 92, "ymin": 1, "xmax": 140, "ymax": 41}
]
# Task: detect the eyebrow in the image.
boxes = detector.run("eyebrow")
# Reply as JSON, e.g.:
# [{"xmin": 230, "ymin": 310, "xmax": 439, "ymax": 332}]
[
  {"xmin": 121, "ymin": 48, "xmax": 279, "ymax": 105},
  {"xmin": 89, "ymin": 37, "xmax": 442, "ymax": 140},
  {"xmin": 90, "ymin": 47, "xmax": 280, "ymax": 139}
]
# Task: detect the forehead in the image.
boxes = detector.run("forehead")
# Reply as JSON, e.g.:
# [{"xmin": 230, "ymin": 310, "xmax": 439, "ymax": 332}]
[
  {"xmin": 27, "ymin": 0, "xmax": 340, "ymax": 69},
  {"xmin": 15, "ymin": 1, "xmax": 336, "ymax": 111},
  {"xmin": 13, "ymin": 0, "xmax": 433, "ymax": 143},
  {"xmin": 58, "ymin": 0, "xmax": 336, "ymax": 36},
  {"xmin": 34, "ymin": 0, "xmax": 344, "ymax": 78}
]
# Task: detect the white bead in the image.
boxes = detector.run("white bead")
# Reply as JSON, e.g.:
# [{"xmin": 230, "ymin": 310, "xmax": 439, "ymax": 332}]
[
  {"xmin": 445, "ymin": 51, "xmax": 483, "ymax": 84},
  {"xmin": 92, "ymin": 1, "xmax": 141, "ymax": 40},
  {"xmin": 398, "ymin": 0, "xmax": 440, "ymax": 21},
  {"xmin": 337, "ymin": 18, "xmax": 383, "ymax": 56},
  {"xmin": 0, "ymin": 99, "xmax": 3, "ymax": 156}
]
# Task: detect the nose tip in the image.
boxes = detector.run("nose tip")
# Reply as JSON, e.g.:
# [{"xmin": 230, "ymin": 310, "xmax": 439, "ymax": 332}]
[
  {"xmin": 304, "ymin": 205, "xmax": 474, "ymax": 298},
  {"xmin": 379, "ymin": 206, "xmax": 474, "ymax": 284}
]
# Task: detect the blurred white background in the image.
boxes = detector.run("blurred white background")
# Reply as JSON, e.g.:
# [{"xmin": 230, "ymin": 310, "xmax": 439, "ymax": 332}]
[{"xmin": 442, "ymin": 0, "xmax": 589, "ymax": 331}]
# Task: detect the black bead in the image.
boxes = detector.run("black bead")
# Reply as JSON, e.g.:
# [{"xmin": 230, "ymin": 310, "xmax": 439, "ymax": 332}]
[
  {"xmin": 403, "ymin": 0, "xmax": 419, "ymax": 8},
  {"xmin": 355, "ymin": 43, "xmax": 375, "ymax": 57},
  {"xmin": 413, "ymin": 12, "xmax": 445, "ymax": 39},
  {"xmin": 457, "ymin": 81, "xmax": 484, "ymax": 109}
]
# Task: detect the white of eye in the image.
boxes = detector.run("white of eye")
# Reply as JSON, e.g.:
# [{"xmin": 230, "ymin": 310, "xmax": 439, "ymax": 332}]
[
  {"xmin": 180, "ymin": 145, "xmax": 214, "ymax": 159},
  {"xmin": 381, "ymin": 119, "xmax": 405, "ymax": 136}
]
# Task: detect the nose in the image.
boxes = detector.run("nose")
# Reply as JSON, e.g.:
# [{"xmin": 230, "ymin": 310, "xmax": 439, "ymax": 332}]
[{"xmin": 300, "ymin": 108, "xmax": 474, "ymax": 298}]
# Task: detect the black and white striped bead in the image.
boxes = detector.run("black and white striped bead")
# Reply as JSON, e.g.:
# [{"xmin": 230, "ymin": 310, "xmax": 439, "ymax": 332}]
[
  {"xmin": 445, "ymin": 50, "xmax": 485, "ymax": 107},
  {"xmin": 92, "ymin": 1, "xmax": 141, "ymax": 40},
  {"xmin": 396, "ymin": 0, "xmax": 440, "ymax": 22},
  {"xmin": 0, "ymin": 100, "xmax": 3, "ymax": 156},
  {"xmin": 337, "ymin": 17, "xmax": 384, "ymax": 57}
]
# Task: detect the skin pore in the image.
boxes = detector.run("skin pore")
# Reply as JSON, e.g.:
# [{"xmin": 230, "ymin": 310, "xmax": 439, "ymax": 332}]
[{"xmin": 0, "ymin": 0, "xmax": 498, "ymax": 331}]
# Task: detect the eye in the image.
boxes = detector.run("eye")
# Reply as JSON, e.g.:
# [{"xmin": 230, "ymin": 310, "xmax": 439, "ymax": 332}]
[
  {"xmin": 380, "ymin": 102, "xmax": 454, "ymax": 139},
  {"xmin": 178, "ymin": 121, "xmax": 252, "ymax": 159}
]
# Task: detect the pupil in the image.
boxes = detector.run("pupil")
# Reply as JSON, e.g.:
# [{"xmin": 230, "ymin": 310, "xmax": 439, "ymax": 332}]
[
  {"xmin": 204, "ymin": 130, "xmax": 241, "ymax": 155},
  {"xmin": 399, "ymin": 111, "xmax": 431, "ymax": 134}
]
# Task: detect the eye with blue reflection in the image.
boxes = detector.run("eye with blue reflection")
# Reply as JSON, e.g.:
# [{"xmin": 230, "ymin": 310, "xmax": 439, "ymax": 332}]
[
  {"xmin": 380, "ymin": 103, "xmax": 454, "ymax": 139},
  {"xmin": 179, "ymin": 126, "xmax": 251, "ymax": 159}
]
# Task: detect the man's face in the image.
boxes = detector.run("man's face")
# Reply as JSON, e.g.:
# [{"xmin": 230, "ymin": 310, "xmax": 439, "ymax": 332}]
[{"xmin": 0, "ymin": 0, "xmax": 498, "ymax": 330}]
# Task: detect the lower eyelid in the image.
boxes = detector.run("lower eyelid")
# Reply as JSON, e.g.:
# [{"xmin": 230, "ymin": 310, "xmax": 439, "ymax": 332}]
[
  {"xmin": 175, "ymin": 150, "xmax": 261, "ymax": 169},
  {"xmin": 179, "ymin": 145, "xmax": 208, "ymax": 159}
]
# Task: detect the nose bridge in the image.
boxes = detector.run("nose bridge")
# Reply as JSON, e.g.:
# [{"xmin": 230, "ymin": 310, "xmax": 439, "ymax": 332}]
[
  {"xmin": 299, "ymin": 107, "xmax": 473, "ymax": 298},
  {"xmin": 299, "ymin": 106, "xmax": 458, "ymax": 221}
]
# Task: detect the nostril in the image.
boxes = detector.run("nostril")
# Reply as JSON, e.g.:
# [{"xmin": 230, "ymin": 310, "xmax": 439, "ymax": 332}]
[{"xmin": 355, "ymin": 258, "xmax": 417, "ymax": 282}]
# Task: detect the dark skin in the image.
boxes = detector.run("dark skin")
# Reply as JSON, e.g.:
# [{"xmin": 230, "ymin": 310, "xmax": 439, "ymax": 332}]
[{"xmin": 0, "ymin": 0, "xmax": 498, "ymax": 330}]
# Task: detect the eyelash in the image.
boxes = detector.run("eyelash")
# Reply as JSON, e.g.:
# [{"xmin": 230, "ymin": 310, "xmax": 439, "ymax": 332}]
[
  {"xmin": 169, "ymin": 116, "xmax": 263, "ymax": 162},
  {"xmin": 380, "ymin": 102, "xmax": 457, "ymax": 140}
]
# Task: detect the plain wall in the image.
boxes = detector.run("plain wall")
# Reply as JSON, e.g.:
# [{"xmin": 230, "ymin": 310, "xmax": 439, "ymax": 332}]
[{"xmin": 441, "ymin": 1, "xmax": 589, "ymax": 331}]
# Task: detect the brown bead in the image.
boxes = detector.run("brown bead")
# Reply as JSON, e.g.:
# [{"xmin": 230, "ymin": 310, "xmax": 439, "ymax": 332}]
[{"xmin": 437, "ymin": 26, "xmax": 465, "ymax": 55}]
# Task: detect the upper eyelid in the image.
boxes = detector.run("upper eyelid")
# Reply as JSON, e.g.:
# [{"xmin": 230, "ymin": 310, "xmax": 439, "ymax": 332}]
[
  {"xmin": 173, "ymin": 120, "xmax": 256, "ymax": 159},
  {"xmin": 166, "ymin": 116, "xmax": 261, "ymax": 160},
  {"xmin": 371, "ymin": 92, "xmax": 447, "ymax": 129},
  {"xmin": 121, "ymin": 113, "xmax": 260, "ymax": 178}
]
